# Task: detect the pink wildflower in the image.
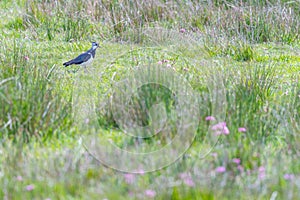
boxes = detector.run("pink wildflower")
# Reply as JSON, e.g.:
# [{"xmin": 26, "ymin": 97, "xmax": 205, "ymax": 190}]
[
  {"xmin": 211, "ymin": 122, "xmax": 226, "ymax": 130},
  {"xmin": 283, "ymin": 173, "xmax": 294, "ymax": 180},
  {"xmin": 258, "ymin": 166, "xmax": 265, "ymax": 173},
  {"xmin": 205, "ymin": 116, "xmax": 215, "ymax": 121},
  {"xmin": 124, "ymin": 173, "xmax": 135, "ymax": 184},
  {"xmin": 16, "ymin": 175, "xmax": 23, "ymax": 181},
  {"xmin": 211, "ymin": 122, "xmax": 230, "ymax": 135},
  {"xmin": 223, "ymin": 126, "xmax": 230, "ymax": 134},
  {"xmin": 25, "ymin": 184, "xmax": 35, "ymax": 191},
  {"xmin": 238, "ymin": 127, "xmax": 247, "ymax": 132},
  {"xmin": 215, "ymin": 166, "xmax": 226, "ymax": 173},
  {"xmin": 179, "ymin": 173, "xmax": 195, "ymax": 187},
  {"xmin": 258, "ymin": 166, "xmax": 266, "ymax": 179},
  {"xmin": 184, "ymin": 178, "xmax": 195, "ymax": 187},
  {"xmin": 211, "ymin": 152, "xmax": 218, "ymax": 158},
  {"xmin": 24, "ymin": 56, "xmax": 29, "ymax": 61},
  {"xmin": 180, "ymin": 28, "xmax": 186, "ymax": 33},
  {"xmin": 232, "ymin": 158, "xmax": 241, "ymax": 164},
  {"xmin": 145, "ymin": 189, "xmax": 156, "ymax": 198}
]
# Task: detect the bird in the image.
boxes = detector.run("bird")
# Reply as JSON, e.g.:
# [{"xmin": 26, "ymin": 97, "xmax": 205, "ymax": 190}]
[{"xmin": 63, "ymin": 42, "xmax": 99, "ymax": 69}]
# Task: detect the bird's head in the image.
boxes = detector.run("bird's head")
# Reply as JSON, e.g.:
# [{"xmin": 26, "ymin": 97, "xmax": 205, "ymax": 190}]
[{"xmin": 91, "ymin": 42, "xmax": 99, "ymax": 50}]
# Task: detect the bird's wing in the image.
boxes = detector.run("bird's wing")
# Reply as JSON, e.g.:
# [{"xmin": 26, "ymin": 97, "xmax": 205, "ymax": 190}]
[{"xmin": 68, "ymin": 52, "xmax": 92, "ymax": 65}]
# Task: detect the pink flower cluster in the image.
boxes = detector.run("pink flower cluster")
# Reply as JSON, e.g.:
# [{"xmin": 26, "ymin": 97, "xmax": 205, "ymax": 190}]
[
  {"xmin": 205, "ymin": 116, "xmax": 215, "ymax": 121},
  {"xmin": 205, "ymin": 116, "xmax": 248, "ymax": 135},
  {"xmin": 215, "ymin": 166, "xmax": 226, "ymax": 173},
  {"xmin": 144, "ymin": 189, "xmax": 156, "ymax": 198},
  {"xmin": 258, "ymin": 166, "xmax": 266, "ymax": 179},
  {"xmin": 26, "ymin": 184, "xmax": 35, "ymax": 191},
  {"xmin": 283, "ymin": 173, "xmax": 294, "ymax": 180},
  {"xmin": 179, "ymin": 28, "xmax": 186, "ymax": 33},
  {"xmin": 211, "ymin": 122, "xmax": 230, "ymax": 135},
  {"xmin": 124, "ymin": 173, "xmax": 135, "ymax": 184},
  {"xmin": 232, "ymin": 158, "xmax": 241, "ymax": 164},
  {"xmin": 179, "ymin": 172, "xmax": 195, "ymax": 187},
  {"xmin": 238, "ymin": 127, "xmax": 247, "ymax": 132}
]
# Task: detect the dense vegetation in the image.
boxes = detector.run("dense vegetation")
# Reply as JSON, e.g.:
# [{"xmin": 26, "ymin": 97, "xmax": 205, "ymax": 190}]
[{"xmin": 0, "ymin": 0, "xmax": 299, "ymax": 199}]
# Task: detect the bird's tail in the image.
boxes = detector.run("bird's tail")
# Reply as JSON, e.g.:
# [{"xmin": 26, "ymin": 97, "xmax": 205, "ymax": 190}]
[{"xmin": 63, "ymin": 60, "xmax": 74, "ymax": 67}]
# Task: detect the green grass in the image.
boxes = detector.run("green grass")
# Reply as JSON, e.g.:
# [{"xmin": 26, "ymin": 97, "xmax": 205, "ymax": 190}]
[{"xmin": 1, "ymin": 0, "xmax": 300, "ymax": 199}]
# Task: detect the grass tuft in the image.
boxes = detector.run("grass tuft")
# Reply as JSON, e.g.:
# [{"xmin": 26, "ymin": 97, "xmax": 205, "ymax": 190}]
[{"xmin": 0, "ymin": 0, "xmax": 300, "ymax": 199}]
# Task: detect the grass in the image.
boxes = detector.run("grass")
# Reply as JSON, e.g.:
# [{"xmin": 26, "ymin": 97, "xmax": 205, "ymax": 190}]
[{"xmin": 0, "ymin": 0, "xmax": 300, "ymax": 199}]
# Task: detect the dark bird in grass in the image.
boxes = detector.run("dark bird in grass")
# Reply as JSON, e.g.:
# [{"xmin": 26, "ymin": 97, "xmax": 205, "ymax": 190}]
[{"xmin": 63, "ymin": 42, "xmax": 99, "ymax": 68}]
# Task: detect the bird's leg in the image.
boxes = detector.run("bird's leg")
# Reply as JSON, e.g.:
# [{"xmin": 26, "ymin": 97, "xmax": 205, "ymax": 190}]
[{"xmin": 84, "ymin": 66, "xmax": 88, "ymax": 74}]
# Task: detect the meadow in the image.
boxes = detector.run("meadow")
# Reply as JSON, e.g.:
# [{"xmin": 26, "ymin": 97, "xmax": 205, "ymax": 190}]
[{"xmin": 0, "ymin": 0, "xmax": 299, "ymax": 199}]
